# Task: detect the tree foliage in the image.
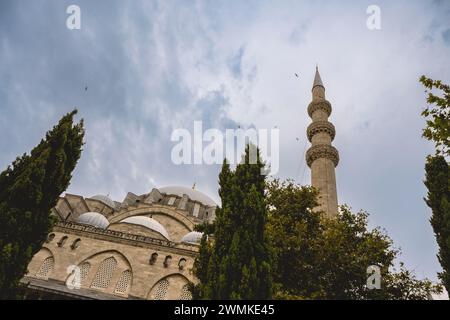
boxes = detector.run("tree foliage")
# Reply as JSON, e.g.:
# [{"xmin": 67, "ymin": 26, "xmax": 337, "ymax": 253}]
[
  {"xmin": 424, "ymin": 155, "xmax": 450, "ymax": 293},
  {"xmin": 420, "ymin": 75, "xmax": 450, "ymax": 156},
  {"xmin": 0, "ymin": 110, "xmax": 84, "ymax": 299},
  {"xmin": 420, "ymin": 75, "xmax": 450, "ymax": 295},
  {"xmin": 193, "ymin": 145, "xmax": 272, "ymax": 299},
  {"xmin": 266, "ymin": 179, "xmax": 442, "ymax": 300}
]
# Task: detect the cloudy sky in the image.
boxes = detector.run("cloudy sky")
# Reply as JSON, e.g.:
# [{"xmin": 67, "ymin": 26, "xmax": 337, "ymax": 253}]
[{"xmin": 1, "ymin": 0, "xmax": 450, "ymax": 283}]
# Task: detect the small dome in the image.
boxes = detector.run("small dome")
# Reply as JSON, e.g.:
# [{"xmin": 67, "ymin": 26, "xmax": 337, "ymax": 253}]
[
  {"xmin": 90, "ymin": 194, "xmax": 116, "ymax": 209},
  {"xmin": 181, "ymin": 231, "xmax": 204, "ymax": 244},
  {"xmin": 77, "ymin": 212, "xmax": 109, "ymax": 229},
  {"xmin": 159, "ymin": 186, "xmax": 217, "ymax": 207},
  {"xmin": 120, "ymin": 216, "xmax": 170, "ymax": 240}
]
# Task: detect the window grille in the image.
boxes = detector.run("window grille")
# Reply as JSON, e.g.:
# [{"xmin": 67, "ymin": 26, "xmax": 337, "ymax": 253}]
[
  {"xmin": 153, "ymin": 279, "xmax": 169, "ymax": 300},
  {"xmin": 179, "ymin": 284, "xmax": 192, "ymax": 300},
  {"xmin": 114, "ymin": 270, "xmax": 132, "ymax": 294},
  {"xmin": 36, "ymin": 256, "xmax": 54, "ymax": 279},
  {"xmin": 91, "ymin": 257, "xmax": 117, "ymax": 289}
]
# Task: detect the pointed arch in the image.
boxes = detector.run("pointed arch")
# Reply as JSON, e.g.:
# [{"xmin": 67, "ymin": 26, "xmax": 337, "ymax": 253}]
[
  {"xmin": 35, "ymin": 256, "xmax": 54, "ymax": 280},
  {"xmin": 91, "ymin": 256, "xmax": 117, "ymax": 289},
  {"xmin": 147, "ymin": 273, "xmax": 191, "ymax": 300},
  {"xmin": 77, "ymin": 250, "xmax": 132, "ymax": 272}
]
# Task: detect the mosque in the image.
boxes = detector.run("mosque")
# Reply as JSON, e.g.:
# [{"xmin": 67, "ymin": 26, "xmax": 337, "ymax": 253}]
[{"xmin": 22, "ymin": 67, "xmax": 339, "ymax": 299}]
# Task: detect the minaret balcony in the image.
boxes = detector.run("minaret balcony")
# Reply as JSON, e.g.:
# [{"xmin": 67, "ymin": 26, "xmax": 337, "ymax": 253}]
[
  {"xmin": 307, "ymin": 100, "xmax": 332, "ymax": 118},
  {"xmin": 306, "ymin": 144, "xmax": 339, "ymax": 168},
  {"xmin": 307, "ymin": 121, "xmax": 336, "ymax": 142}
]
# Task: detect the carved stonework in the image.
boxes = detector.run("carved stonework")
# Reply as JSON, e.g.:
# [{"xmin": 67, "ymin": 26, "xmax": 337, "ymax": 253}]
[
  {"xmin": 307, "ymin": 100, "xmax": 332, "ymax": 118},
  {"xmin": 307, "ymin": 121, "xmax": 336, "ymax": 142},
  {"xmin": 306, "ymin": 144, "xmax": 339, "ymax": 167}
]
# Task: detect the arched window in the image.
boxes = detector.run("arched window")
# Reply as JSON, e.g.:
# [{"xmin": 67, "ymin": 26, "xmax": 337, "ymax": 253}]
[
  {"xmin": 149, "ymin": 253, "xmax": 158, "ymax": 265},
  {"xmin": 114, "ymin": 270, "xmax": 132, "ymax": 294},
  {"xmin": 179, "ymin": 284, "xmax": 192, "ymax": 300},
  {"xmin": 57, "ymin": 236, "xmax": 68, "ymax": 247},
  {"xmin": 153, "ymin": 279, "xmax": 169, "ymax": 300},
  {"xmin": 46, "ymin": 233, "xmax": 55, "ymax": 243},
  {"xmin": 178, "ymin": 258, "xmax": 186, "ymax": 270},
  {"xmin": 91, "ymin": 257, "xmax": 117, "ymax": 289},
  {"xmin": 66, "ymin": 262, "xmax": 91, "ymax": 288},
  {"xmin": 36, "ymin": 256, "xmax": 54, "ymax": 279},
  {"xmin": 79, "ymin": 262, "xmax": 91, "ymax": 286},
  {"xmin": 163, "ymin": 255, "xmax": 172, "ymax": 268},
  {"xmin": 70, "ymin": 238, "xmax": 81, "ymax": 250}
]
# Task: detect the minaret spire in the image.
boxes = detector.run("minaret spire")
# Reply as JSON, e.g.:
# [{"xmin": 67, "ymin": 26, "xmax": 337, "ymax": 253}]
[
  {"xmin": 306, "ymin": 66, "xmax": 339, "ymax": 217},
  {"xmin": 313, "ymin": 65, "xmax": 324, "ymax": 90}
]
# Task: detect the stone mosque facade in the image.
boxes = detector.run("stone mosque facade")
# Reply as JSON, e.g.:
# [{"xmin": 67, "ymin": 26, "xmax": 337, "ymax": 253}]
[
  {"xmin": 22, "ymin": 187, "xmax": 217, "ymax": 300},
  {"xmin": 22, "ymin": 67, "xmax": 339, "ymax": 299}
]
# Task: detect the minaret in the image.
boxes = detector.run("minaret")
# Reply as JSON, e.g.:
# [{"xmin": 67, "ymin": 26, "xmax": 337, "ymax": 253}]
[{"xmin": 306, "ymin": 66, "xmax": 339, "ymax": 217}]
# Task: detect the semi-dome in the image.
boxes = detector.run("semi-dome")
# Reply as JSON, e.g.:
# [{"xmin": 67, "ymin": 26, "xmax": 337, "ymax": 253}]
[
  {"xmin": 77, "ymin": 212, "xmax": 110, "ymax": 229},
  {"xmin": 181, "ymin": 231, "xmax": 204, "ymax": 244},
  {"xmin": 120, "ymin": 216, "xmax": 170, "ymax": 240},
  {"xmin": 90, "ymin": 194, "xmax": 115, "ymax": 209},
  {"xmin": 159, "ymin": 186, "xmax": 217, "ymax": 207}
]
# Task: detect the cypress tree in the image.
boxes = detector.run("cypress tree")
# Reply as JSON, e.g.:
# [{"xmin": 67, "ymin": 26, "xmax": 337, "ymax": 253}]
[
  {"xmin": 194, "ymin": 145, "xmax": 272, "ymax": 299},
  {"xmin": 424, "ymin": 155, "xmax": 450, "ymax": 293},
  {"xmin": 0, "ymin": 110, "xmax": 84, "ymax": 299},
  {"xmin": 420, "ymin": 76, "xmax": 450, "ymax": 292}
]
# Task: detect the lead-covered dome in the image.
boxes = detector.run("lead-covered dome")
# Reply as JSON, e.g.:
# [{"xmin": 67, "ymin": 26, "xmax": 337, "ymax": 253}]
[
  {"xmin": 90, "ymin": 194, "xmax": 115, "ymax": 208},
  {"xmin": 159, "ymin": 186, "xmax": 217, "ymax": 207},
  {"xmin": 77, "ymin": 212, "xmax": 110, "ymax": 229},
  {"xmin": 181, "ymin": 231, "xmax": 204, "ymax": 244},
  {"xmin": 120, "ymin": 216, "xmax": 170, "ymax": 240}
]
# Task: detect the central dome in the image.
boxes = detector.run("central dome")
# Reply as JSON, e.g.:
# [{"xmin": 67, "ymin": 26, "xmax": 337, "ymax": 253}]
[
  {"xmin": 77, "ymin": 212, "xmax": 109, "ymax": 229},
  {"xmin": 159, "ymin": 186, "xmax": 217, "ymax": 207},
  {"xmin": 120, "ymin": 216, "xmax": 170, "ymax": 240}
]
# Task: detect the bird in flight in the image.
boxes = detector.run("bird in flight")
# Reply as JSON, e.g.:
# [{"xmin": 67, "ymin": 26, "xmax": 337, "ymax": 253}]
[
  {"xmin": 85, "ymin": 86, "xmax": 88, "ymax": 91},
  {"xmin": 296, "ymin": 137, "xmax": 300, "ymax": 141},
  {"xmin": 294, "ymin": 73, "xmax": 299, "ymax": 78}
]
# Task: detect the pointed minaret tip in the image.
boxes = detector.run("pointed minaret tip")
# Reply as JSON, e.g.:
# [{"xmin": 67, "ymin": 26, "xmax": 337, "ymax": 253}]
[{"xmin": 313, "ymin": 65, "xmax": 324, "ymax": 90}]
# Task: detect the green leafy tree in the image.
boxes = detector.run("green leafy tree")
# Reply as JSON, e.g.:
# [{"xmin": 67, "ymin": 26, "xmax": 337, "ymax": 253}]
[
  {"xmin": 0, "ymin": 110, "xmax": 84, "ymax": 299},
  {"xmin": 420, "ymin": 76, "xmax": 450, "ymax": 294},
  {"xmin": 420, "ymin": 76, "xmax": 450, "ymax": 156},
  {"xmin": 266, "ymin": 180, "xmax": 442, "ymax": 300},
  {"xmin": 265, "ymin": 179, "xmax": 322, "ymax": 299},
  {"xmin": 193, "ymin": 145, "xmax": 272, "ymax": 299},
  {"xmin": 380, "ymin": 262, "xmax": 442, "ymax": 300}
]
